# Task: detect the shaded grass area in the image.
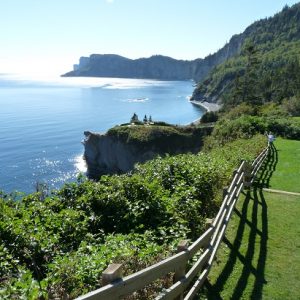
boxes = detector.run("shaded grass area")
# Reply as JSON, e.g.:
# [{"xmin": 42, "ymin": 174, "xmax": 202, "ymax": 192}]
[
  {"xmin": 268, "ymin": 138, "xmax": 300, "ymax": 193},
  {"xmin": 197, "ymin": 143, "xmax": 300, "ymax": 299}
]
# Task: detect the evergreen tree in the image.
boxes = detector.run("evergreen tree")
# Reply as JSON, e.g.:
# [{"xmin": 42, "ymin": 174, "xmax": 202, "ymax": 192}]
[
  {"xmin": 231, "ymin": 73, "xmax": 244, "ymax": 105},
  {"xmin": 228, "ymin": 42, "xmax": 262, "ymax": 107},
  {"xmin": 259, "ymin": 72, "xmax": 273, "ymax": 104},
  {"xmin": 241, "ymin": 42, "xmax": 261, "ymax": 105},
  {"xmin": 130, "ymin": 113, "xmax": 139, "ymax": 123},
  {"xmin": 143, "ymin": 115, "xmax": 148, "ymax": 123}
]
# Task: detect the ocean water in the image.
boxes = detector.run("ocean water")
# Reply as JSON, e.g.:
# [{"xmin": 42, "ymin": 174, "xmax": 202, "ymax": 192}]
[{"xmin": 0, "ymin": 74, "xmax": 204, "ymax": 193}]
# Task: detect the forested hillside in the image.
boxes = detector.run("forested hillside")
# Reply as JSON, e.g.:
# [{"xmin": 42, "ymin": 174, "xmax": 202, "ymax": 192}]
[{"xmin": 192, "ymin": 2, "xmax": 300, "ymax": 112}]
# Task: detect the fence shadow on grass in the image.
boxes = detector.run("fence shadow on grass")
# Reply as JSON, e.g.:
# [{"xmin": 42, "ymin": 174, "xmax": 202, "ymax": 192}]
[{"xmin": 202, "ymin": 144, "xmax": 277, "ymax": 300}]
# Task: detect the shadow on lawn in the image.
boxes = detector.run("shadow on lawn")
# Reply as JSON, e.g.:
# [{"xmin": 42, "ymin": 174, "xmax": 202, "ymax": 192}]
[{"xmin": 203, "ymin": 143, "xmax": 277, "ymax": 299}]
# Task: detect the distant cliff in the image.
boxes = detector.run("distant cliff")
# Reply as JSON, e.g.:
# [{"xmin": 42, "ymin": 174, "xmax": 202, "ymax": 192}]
[
  {"xmin": 83, "ymin": 123, "xmax": 213, "ymax": 179},
  {"xmin": 62, "ymin": 42, "xmax": 242, "ymax": 82},
  {"xmin": 64, "ymin": 54, "xmax": 198, "ymax": 80}
]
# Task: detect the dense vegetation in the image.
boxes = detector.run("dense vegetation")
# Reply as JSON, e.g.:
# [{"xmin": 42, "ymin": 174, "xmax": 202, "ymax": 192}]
[
  {"xmin": 106, "ymin": 122, "xmax": 213, "ymax": 151},
  {"xmin": 0, "ymin": 135, "xmax": 266, "ymax": 299},
  {"xmin": 192, "ymin": 3, "xmax": 300, "ymax": 112},
  {"xmin": 203, "ymin": 105, "xmax": 300, "ymax": 147}
]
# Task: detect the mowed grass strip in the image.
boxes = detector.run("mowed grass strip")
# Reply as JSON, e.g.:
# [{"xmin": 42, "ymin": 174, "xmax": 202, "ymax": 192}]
[
  {"xmin": 197, "ymin": 140, "xmax": 300, "ymax": 300},
  {"xmin": 268, "ymin": 138, "xmax": 300, "ymax": 193},
  {"xmin": 198, "ymin": 191, "xmax": 300, "ymax": 300}
]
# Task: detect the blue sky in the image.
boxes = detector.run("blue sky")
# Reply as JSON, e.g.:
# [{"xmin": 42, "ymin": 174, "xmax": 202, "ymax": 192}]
[{"xmin": 0, "ymin": 0, "xmax": 299, "ymax": 76}]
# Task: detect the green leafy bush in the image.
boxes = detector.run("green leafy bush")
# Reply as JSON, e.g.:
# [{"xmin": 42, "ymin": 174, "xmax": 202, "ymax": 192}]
[
  {"xmin": 282, "ymin": 96, "xmax": 300, "ymax": 116},
  {"xmin": 45, "ymin": 232, "xmax": 170, "ymax": 299},
  {"xmin": 205, "ymin": 115, "xmax": 300, "ymax": 147},
  {"xmin": 0, "ymin": 135, "xmax": 266, "ymax": 299}
]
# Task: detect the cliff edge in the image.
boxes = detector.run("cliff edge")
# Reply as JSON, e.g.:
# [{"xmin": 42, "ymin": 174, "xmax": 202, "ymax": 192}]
[{"xmin": 83, "ymin": 123, "xmax": 213, "ymax": 179}]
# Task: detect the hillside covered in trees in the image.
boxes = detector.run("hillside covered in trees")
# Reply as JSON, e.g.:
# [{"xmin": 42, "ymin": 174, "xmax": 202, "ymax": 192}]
[{"xmin": 192, "ymin": 2, "xmax": 300, "ymax": 115}]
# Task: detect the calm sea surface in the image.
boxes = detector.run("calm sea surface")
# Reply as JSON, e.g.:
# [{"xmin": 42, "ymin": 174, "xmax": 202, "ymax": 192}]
[{"xmin": 0, "ymin": 74, "xmax": 204, "ymax": 193}]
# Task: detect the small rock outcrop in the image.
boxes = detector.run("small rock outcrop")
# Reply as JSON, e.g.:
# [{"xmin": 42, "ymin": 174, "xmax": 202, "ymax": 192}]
[
  {"xmin": 83, "ymin": 124, "xmax": 213, "ymax": 179},
  {"xmin": 83, "ymin": 131, "xmax": 154, "ymax": 178}
]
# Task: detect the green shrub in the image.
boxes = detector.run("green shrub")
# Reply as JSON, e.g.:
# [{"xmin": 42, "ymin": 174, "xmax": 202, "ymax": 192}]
[
  {"xmin": 45, "ymin": 232, "xmax": 170, "ymax": 299},
  {"xmin": 200, "ymin": 111, "xmax": 219, "ymax": 123},
  {"xmin": 282, "ymin": 96, "xmax": 300, "ymax": 116},
  {"xmin": 206, "ymin": 115, "xmax": 300, "ymax": 147},
  {"xmin": 0, "ymin": 135, "xmax": 267, "ymax": 299}
]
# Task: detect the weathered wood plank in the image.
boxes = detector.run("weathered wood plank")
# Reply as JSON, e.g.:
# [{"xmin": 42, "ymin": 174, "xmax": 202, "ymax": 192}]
[
  {"xmin": 156, "ymin": 249, "xmax": 211, "ymax": 300},
  {"xmin": 227, "ymin": 172, "xmax": 239, "ymax": 194},
  {"xmin": 184, "ymin": 268, "xmax": 209, "ymax": 300},
  {"xmin": 188, "ymin": 227, "xmax": 213, "ymax": 257},
  {"xmin": 77, "ymin": 250, "xmax": 190, "ymax": 299},
  {"xmin": 174, "ymin": 240, "xmax": 189, "ymax": 285},
  {"xmin": 102, "ymin": 264, "xmax": 123, "ymax": 286},
  {"xmin": 211, "ymin": 193, "xmax": 229, "ymax": 227}
]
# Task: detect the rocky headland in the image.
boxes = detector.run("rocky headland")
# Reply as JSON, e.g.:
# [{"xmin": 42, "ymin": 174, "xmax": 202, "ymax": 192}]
[
  {"xmin": 83, "ymin": 123, "xmax": 213, "ymax": 179},
  {"xmin": 62, "ymin": 31, "xmax": 244, "ymax": 83}
]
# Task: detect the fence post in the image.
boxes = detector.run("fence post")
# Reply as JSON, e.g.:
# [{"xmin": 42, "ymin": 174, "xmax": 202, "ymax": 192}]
[
  {"xmin": 102, "ymin": 263, "xmax": 123, "ymax": 286},
  {"xmin": 205, "ymin": 218, "xmax": 214, "ymax": 230},
  {"xmin": 243, "ymin": 162, "xmax": 252, "ymax": 188},
  {"xmin": 232, "ymin": 169, "xmax": 238, "ymax": 180},
  {"xmin": 173, "ymin": 240, "xmax": 189, "ymax": 300},
  {"xmin": 174, "ymin": 240, "xmax": 189, "ymax": 280}
]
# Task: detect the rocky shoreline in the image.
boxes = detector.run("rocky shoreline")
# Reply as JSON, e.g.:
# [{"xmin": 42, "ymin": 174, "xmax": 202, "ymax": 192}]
[
  {"xmin": 189, "ymin": 100, "xmax": 221, "ymax": 112},
  {"xmin": 188, "ymin": 100, "xmax": 221, "ymax": 124}
]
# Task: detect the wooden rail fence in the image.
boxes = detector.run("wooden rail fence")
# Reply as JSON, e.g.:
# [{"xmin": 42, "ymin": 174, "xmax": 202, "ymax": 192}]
[{"xmin": 77, "ymin": 146, "xmax": 269, "ymax": 300}]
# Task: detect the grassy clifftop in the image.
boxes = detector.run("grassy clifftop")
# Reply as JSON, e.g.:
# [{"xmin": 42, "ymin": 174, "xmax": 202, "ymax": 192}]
[{"xmin": 107, "ymin": 122, "xmax": 213, "ymax": 153}]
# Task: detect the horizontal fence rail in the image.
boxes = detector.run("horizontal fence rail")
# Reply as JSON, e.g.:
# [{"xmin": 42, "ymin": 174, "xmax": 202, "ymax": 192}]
[{"xmin": 76, "ymin": 145, "xmax": 269, "ymax": 300}]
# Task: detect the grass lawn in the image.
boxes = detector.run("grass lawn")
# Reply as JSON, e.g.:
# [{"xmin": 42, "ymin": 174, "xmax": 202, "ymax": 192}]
[
  {"xmin": 268, "ymin": 138, "xmax": 300, "ymax": 193},
  {"xmin": 197, "ymin": 140, "xmax": 300, "ymax": 299}
]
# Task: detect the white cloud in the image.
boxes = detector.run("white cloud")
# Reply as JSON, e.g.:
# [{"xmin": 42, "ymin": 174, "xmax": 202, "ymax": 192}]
[{"xmin": 105, "ymin": 0, "xmax": 114, "ymax": 3}]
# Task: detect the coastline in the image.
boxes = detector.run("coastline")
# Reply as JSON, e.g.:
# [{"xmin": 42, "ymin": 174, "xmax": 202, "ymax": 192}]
[
  {"xmin": 189, "ymin": 100, "xmax": 221, "ymax": 125},
  {"xmin": 189, "ymin": 100, "xmax": 221, "ymax": 112}
]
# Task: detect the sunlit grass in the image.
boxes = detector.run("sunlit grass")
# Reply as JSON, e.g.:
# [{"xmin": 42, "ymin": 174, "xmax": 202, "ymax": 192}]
[
  {"xmin": 198, "ymin": 191, "xmax": 300, "ymax": 300},
  {"xmin": 269, "ymin": 138, "xmax": 300, "ymax": 193},
  {"xmin": 197, "ymin": 139, "xmax": 300, "ymax": 299}
]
